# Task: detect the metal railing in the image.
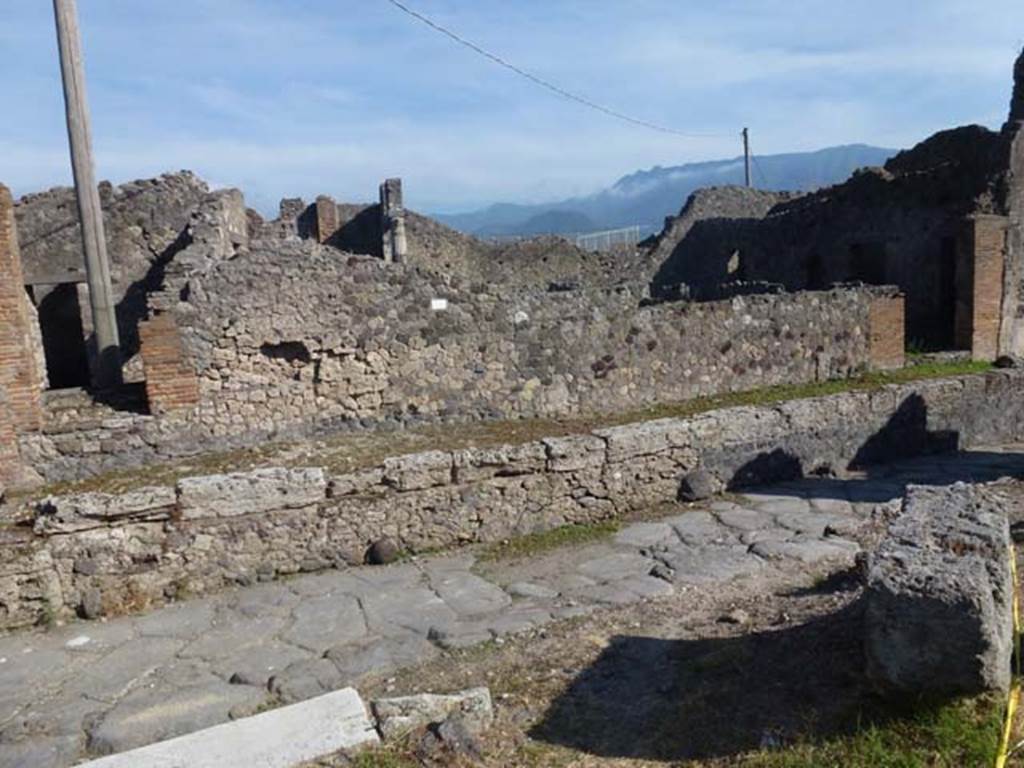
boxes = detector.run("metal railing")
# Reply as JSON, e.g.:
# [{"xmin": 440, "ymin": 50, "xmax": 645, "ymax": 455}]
[
  {"xmin": 481, "ymin": 224, "xmax": 646, "ymax": 252},
  {"xmin": 574, "ymin": 225, "xmax": 642, "ymax": 252}
]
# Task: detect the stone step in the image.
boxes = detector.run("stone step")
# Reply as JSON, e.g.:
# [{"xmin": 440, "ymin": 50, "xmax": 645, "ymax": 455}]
[{"xmin": 40, "ymin": 384, "xmax": 148, "ymax": 433}]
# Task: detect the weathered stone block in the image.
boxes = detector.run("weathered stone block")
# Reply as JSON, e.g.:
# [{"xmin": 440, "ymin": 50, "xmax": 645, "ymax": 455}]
[
  {"xmin": 371, "ymin": 687, "xmax": 493, "ymax": 740},
  {"xmin": 865, "ymin": 481, "xmax": 1016, "ymax": 698},
  {"xmin": 452, "ymin": 442, "xmax": 547, "ymax": 482},
  {"xmin": 34, "ymin": 486, "xmax": 177, "ymax": 534},
  {"xmin": 383, "ymin": 451, "xmax": 453, "ymax": 491},
  {"xmin": 177, "ymin": 467, "xmax": 326, "ymax": 519},
  {"xmin": 543, "ymin": 435, "xmax": 606, "ymax": 472},
  {"xmin": 328, "ymin": 467, "xmax": 385, "ymax": 497},
  {"xmin": 594, "ymin": 418, "xmax": 690, "ymax": 463}
]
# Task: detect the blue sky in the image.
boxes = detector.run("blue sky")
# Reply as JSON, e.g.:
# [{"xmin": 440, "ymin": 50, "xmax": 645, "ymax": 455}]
[{"xmin": 2, "ymin": 1, "xmax": 1023, "ymax": 214}]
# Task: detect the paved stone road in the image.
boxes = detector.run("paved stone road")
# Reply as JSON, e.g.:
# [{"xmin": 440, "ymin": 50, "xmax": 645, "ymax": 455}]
[{"xmin": 3, "ymin": 446, "xmax": 1024, "ymax": 768}]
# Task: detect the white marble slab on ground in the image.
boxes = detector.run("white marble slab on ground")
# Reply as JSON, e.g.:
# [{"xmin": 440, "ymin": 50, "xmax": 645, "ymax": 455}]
[{"xmin": 74, "ymin": 687, "xmax": 378, "ymax": 768}]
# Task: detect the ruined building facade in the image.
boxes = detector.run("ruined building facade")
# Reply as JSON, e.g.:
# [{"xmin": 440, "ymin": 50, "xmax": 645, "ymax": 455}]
[
  {"xmin": 647, "ymin": 48, "xmax": 1024, "ymax": 357},
  {"xmin": 0, "ymin": 48, "xmax": 1022, "ymax": 488}
]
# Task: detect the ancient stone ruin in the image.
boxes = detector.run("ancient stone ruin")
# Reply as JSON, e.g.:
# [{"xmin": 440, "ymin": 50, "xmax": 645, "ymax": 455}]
[{"xmin": 2, "ymin": 43, "xmax": 1024, "ymax": 768}]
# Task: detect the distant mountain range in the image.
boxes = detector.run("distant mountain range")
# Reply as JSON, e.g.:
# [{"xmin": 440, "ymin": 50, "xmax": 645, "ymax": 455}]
[{"xmin": 435, "ymin": 144, "xmax": 896, "ymax": 238}]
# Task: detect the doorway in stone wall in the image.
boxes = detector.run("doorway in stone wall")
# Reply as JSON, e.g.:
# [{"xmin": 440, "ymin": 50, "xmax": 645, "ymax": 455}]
[
  {"xmin": 937, "ymin": 236, "xmax": 959, "ymax": 350},
  {"xmin": 32, "ymin": 283, "xmax": 91, "ymax": 389},
  {"xmin": 848, "ymin": 242, "xmax": 887, "ymax": 284}
]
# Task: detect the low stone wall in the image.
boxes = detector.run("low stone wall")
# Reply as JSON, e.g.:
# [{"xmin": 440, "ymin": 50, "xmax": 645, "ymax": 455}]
[{"xmin": 2, "ymin": 370, "xmax": 1023, "ymax": 631}]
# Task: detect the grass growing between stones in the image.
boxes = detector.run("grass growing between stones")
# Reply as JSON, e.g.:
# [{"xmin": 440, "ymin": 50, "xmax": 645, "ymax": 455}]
[
  {"xmin": 477, "ymin": 520, "xmax": 622, "ymax": 562},
  {"xmin": 733, "ymin": 695, "xmax": 1004, "ymax": 768},
  {"xmin": 343, "ymin": 750, "xmax": 418, "ymax": 768},
  {"xmin": 14, "ymin": 359, "xmax": 992, "ymax": 505}
]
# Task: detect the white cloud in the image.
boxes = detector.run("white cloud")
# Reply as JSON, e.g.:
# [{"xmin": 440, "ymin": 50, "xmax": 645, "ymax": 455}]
[{"xmin": 2, "ymin": 0, "xmax": 1022, "ymax": 212}]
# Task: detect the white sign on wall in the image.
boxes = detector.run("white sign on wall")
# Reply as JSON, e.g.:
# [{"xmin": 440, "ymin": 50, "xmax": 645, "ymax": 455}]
[{"xmin": 430, "ymin": 298, "xmax": 448, "ymax": 311}]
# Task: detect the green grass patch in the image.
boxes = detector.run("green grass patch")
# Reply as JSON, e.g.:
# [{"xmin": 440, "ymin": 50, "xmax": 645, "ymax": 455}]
[
  {"xmin": 345, "ymin": 749, "xmax": 418, "ymax": 768},
  {"xmin": 478, "ymin": 519, "xmax": 622, "ymax": 562},
  {"xmin": 738, "ymin": 695, "xmax": 1003, "ymax": 768},
  {"xmin": 612, "ymin": 359, "xmax": 992, "ymax": 427},
  {"xmin": 20, "ymin": 359, "xmax": 993, "ymax": 503}
]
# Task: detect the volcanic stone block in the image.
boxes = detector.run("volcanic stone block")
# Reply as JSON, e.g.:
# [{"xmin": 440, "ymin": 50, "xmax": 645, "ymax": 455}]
[
  {"xmin": 542, "ymin": 435, "xmax": 605, "ymax": 472},
  {"xmin": 865, "ymin": 481, "xmax": 1015, "ymax": 698},
  {"xmin": 382, "ymin": 451, "xmax": 453, "ymax": 491},
  {"xmin": 177, "ymin": 467, "xmax": 327, "ymax": 519},
  {"xmin": 371, "ymin": 687, "xmax": 493, "ymax": 740},
  {"xmin": 34, "ymin": 486, "xmax": 177, "ymax": 534}
]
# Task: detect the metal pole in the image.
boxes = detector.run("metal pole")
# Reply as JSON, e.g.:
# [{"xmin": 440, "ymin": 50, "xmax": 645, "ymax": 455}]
[
  {"xmin": 52, "ymin": 0, "xmax": 122, "ymax": 389},
  {"xmin": 742, "ymin": 127, "xmax": 752, "ymax": 188}
]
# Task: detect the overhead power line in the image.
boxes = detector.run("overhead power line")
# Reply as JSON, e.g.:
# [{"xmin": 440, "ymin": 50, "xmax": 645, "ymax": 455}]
[{"xmin": 383, "ymin": 0, "xmax": 730, "ymax": 139}]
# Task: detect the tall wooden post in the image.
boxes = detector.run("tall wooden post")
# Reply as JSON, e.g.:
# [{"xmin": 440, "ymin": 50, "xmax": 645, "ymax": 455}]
[
  {"xmin": 742, "ymin": 127, "xmax": 752, "ymax": 188},
  {"xmin": 52, "ymin": 0, "xmax": 122, "ymax": 389}
]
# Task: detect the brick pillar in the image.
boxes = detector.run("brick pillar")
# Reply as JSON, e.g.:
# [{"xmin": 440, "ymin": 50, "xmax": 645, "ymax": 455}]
[
  {"xmin": 955, "ymin": 215, "xmax": 1008, "ymax": 361},
  {"xmin": 315, "ymin": 195, "xmax": 339, "ymax": 244},
  {"xmin": 139, "ymin": 312, "xmax": 200, "ymax": 415},
  {"xmin": 0, "ymin": 184, "xmax": 44, "ymax": 432},
  {"xmin": 868, "ymin": 294, "xmax": 906, "ymax": 371}
]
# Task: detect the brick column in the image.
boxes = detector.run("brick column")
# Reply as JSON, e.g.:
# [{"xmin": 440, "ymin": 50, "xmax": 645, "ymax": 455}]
[
  {"xmin": 315, "ymin": 195, "xmax": 339, "ymax": 244},
  {"xmin": 139, "ymin": 312, "xmax": 200, "ymax": 415},
  {"xmin": 955, "ymin": 215, "xmax": 1008, "ymax": 361},
  {"xmin": 868, "ymin": 294, "xmax": 906, "ymax": 371},
  {"xmin": 0, "ymin": 184, "xmax": 44, "ymax": 432}
]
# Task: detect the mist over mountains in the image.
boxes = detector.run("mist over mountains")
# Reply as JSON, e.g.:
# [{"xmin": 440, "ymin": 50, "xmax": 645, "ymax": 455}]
[{"xmin": 435, "ymin": 144, "xmax": 896, "ymax": 237}]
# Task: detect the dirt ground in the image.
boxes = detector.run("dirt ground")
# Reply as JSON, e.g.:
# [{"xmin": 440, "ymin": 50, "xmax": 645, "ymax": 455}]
[{"xmin": 336, "ymin": 555, "xmax": 874, "ymax": 767}]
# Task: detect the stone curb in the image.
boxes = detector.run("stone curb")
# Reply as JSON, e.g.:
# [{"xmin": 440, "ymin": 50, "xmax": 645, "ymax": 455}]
[{"xmin": 73, "ymin": 687, "xmax": 378, "ymax": 768}]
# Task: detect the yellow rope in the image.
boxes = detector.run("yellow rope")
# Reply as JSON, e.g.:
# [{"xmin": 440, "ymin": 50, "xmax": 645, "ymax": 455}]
[{"xmin": 995, "ymin": 548, "xmax": 1019, "ymax": 768}]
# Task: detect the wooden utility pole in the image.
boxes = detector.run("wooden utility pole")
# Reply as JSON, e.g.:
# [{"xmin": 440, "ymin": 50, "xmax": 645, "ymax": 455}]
[
  {"xmin": 742, "ymin": 127, "xmax": 752, "ymax": 188},
  {"xmin": 52, "ymin": 0, "xmax": 122, "ymax": 389}
]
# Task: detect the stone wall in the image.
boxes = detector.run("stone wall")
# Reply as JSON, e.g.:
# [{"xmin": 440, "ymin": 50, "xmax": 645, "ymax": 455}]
[
  {"xmin": 10, "ymin": 234, "xmax": 903, "ymax": 482},
  {"xmin": 1004, "ymin": 117, "xmax": 1024, "ymax": 354},
  {"xmin": 3, "ymin": 369, "xmax": 1023, "ymax": 630},
  {"xmin": 163, "ymin": 244, "xmax": 894, "ymax": 438},
  {"xmin": 1006, "ymin": 48, "xmax": 1024, "ymax": 131},
  {"xmin": 13, "ymin": 172, "xmax": 211, "ymax": 363},
  {"xmin": 0, "ymin": 391, "xmax": 22, "ymax": 488}
]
